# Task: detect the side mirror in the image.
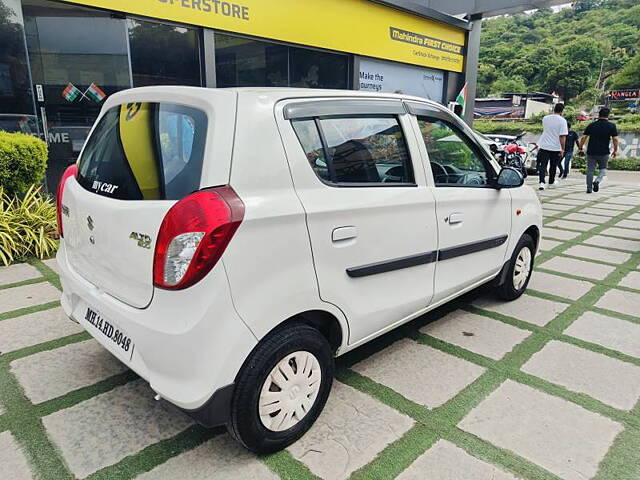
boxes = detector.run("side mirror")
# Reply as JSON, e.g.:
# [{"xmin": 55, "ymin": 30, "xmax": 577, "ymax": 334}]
[{"xmin": 495, "ymin": 166, "xmax": 524, "ymax": 189}]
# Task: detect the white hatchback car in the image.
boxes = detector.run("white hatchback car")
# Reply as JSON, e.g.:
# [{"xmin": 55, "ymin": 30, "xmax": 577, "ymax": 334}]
[{"xmin": 56, "ymin": 87, "xmax": 542, "ymax": 453}]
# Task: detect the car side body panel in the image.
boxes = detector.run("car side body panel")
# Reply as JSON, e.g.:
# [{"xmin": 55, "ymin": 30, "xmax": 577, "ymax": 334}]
[{"xmin": 220, "ymin": 91, "xmax": 351, "ymax": 351}]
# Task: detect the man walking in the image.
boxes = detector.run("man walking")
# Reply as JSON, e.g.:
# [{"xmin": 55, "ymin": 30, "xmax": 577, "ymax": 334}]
[
  {"xmin": 578, "ymin": 107, "xmax": 619, "ymax": 193},
  {"xmin": 559, "ymin": 122, "xmax": 580, "ymax": 178},
  {"xmin": 537, "ymin": 103, "xmax": 568, "ymax": 190}
]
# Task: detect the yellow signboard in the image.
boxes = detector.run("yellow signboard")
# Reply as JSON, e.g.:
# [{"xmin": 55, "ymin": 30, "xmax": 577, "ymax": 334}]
[{"xmin": 61, "ymin": 0, "xmax": 466, "ymax": 72}]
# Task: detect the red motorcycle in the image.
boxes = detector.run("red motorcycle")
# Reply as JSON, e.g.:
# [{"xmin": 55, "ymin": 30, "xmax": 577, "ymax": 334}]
[{"xmin": 498, "ymin": 133, "xmax": 528, "ymax": 178}]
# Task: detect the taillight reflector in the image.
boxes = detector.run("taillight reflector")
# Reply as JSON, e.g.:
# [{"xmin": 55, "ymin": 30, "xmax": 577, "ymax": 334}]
[
  {"xmin": 56, "ymin": 164, "xmax": 78, "ymax": 238},
  {"xmin": 153, "ymin": 186, "xmax": 244, "ymax": 290}
]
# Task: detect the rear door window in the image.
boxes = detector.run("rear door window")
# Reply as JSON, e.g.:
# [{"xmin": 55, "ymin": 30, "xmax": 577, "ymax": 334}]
[
  {"xmin": 77, "ymin": 102, "xmax": 208, "ymax": 200},
  {"xmin": 292, "ymin": 115, "xmax": 414, "ymax": 185}
]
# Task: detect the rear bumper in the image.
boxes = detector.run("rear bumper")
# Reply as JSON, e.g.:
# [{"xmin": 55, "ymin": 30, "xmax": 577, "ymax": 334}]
[
  {"xmin": 57, "ymin": 242, "xmax": 257, "ymax": 411},
  {"xmin": 181, "ymin": 382, "xmax": 235, "ymax": 427}
]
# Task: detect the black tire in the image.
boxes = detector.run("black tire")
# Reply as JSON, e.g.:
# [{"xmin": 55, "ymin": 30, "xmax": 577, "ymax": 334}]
[
  {"xmin": 496, "ymin": 233, "xmax": 535, "ymax": 301},
  {"xmin": 227, "ymin": 323, "xmax": 334, "ymax": 453}
]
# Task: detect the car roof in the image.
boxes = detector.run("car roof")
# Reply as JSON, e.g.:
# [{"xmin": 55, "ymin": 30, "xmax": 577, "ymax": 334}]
[{"xmin": 106, "ymin": 86, "xmax": 445, "ymax": 110}]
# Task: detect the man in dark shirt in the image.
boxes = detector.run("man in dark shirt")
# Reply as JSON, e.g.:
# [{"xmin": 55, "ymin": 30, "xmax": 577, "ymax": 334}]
[
  {"xmin": 559, "ymin": 122, "xmax": 580, "ymax": 179},
  {"xmin": 578, "ymin": 108, "xmax": 619, "ymax": 193}
]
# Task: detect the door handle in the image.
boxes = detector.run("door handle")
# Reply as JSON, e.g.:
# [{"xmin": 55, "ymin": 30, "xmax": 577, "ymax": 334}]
[
  {"xmin": 332, "ymin": 226, "xmax": 358, "ymax": 242},
  {"xmin": 447, "ymin": 213, "xmax": 464, "ymax": 225}
]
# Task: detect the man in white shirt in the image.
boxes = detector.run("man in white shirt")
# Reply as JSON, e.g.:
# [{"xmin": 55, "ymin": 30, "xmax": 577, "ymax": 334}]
[{"xmin": 537, "ymin": 103, "xmax": 568, "ymax": 190}]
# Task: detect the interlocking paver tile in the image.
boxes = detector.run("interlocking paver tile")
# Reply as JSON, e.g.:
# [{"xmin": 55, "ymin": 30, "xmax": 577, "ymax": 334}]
[
  {"xmin": 619, "ymin": 271, "xmax": 640, "ymax": 290},
  {"xmin": 458, "ymin": 380, "xmax": 623, "ymax": 480},
  {"xmin": 584, "ymin": 234, "xmax": 640, "ymax": 252},
  {"xmin": 547, "ymin": 219, "xmax": 596, "ymax": 232},
  {"xmin": 43, "ymin": 379, "xmax": 193, "ymax": 478},
  {"xmin": 0, "ymin": 307, "xmax": 82, "ymax": 354},
  {"xmin": 565, "ymin": 311, "xmax": 640, "ymax": 358},
  {"xmin": 601, "ymin": 227, "xmax": 640, "ymax": 240},
  {"xmin": 0, "ymin": 283, "xmax": 60, "ymax": 315},
  {"xmin": 579, "ymin": 207, "xmax": 618, "ymax": 217},
  {"xmin": 0, "ymin": 432, "xmax": 33, "ymax": 480},
  {"xmin": 549, "ymin": 198, "xmax": 588, "ymax": 206},
  {"xmin": 616, "ymin": 219, "xmax": 640, "ymax": 230},
  {"xmin": 397, "ymin": 439, "xmax": 519, "ymax": 480},
  {"xmin": 0, "ymin": 263, "xmax": 41, "ymax": 286},
  {"xmin": 563, "ymin": 213, "xmax": 609, "ymax": 224},
  {"xmin": 605, "ymin": 196, "xmax": 640, "ymax": 206},
  {"xmin": 352, "ymin": 338, "xmax": 484, "ymax": 408},
  {"xmin": 288, "ymin": 382, "xmax": 414, "ymax": 480},
  {"xmin": 42, "ymin": 258, "xmax": 60, "ymax": 275},
  {"xmin": 522, "ymin": 340, "xmax": 640, "ymax": 410},
  {"xmin": 566, "ymin": 192, "xmax": 611, "ymax": 199},
  {"xmin": 527, "ymin": 271, "xmax": 592, "ymax": 301},
  {"xmin": 11, "ymin": 340, "xmax": 128, "ymax": 404},
  {"xmin": 564, "ymin": 245, "xmax": 631, "ymax": 265},
  {"xmin": 543, "ymin": 203, "xmax": 576, "ymax": 211},
  {"xmin": 542, "ymin": 228, "xmax": 581, "ymax": 241},
  {"xmin": 539, "ymin": 257, "xmax": 615, "ymax": 281},
  {"xmin": 596, "ymin": 289, "xmax": 640, "ymax": 318},
  {"xmin": 473, "ymin": 293, "xmax": 568, "ymax": 326},
  {"xmin": 540, "ymin": 238, "xmax": 561, "ymax": 252},
  {"xmin": 138, "ymin": 435, "xmax": 277, "ymax": 480},
  {"xmin": 420, "ymin": 310, "xmax": 530, "ymax": 360},
  {"xmin": 597, "ymin": 202, "xmax": 631, "ymax": 211},
  {"xmin": 542, "ymin": 204, "xmax": 564, "ymax": 211}
]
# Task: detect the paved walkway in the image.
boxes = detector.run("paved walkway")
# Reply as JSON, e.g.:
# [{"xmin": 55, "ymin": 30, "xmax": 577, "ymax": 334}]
[{"xmin": 0, "ymin": 178, "xmax": 639, "ymax": 480}]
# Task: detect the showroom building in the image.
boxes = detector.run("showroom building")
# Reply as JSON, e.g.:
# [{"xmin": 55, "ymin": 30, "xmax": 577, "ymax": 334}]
[{"xmin": 0, "ymin": 0, "xmax": 471, "ymax": 190}]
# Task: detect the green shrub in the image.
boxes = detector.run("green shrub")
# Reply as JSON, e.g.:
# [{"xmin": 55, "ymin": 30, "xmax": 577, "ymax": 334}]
[
  {"xmin": 474, "ymin": 116, "xmax": 640, "ymax": 134},
  {"xmin": 0, "ymin": 185, "xmax": 58, "ymax": 266},
  {"xmin": 0, "ymin": 132, "xmax": 48, "ymax": 197},
  {"xmin": 573, "ymin": 156, "xmax": 640, "ymax": 171},
  {"xmin": 474, "ymin": 120, "xmax": 542, "ymax": 135}
]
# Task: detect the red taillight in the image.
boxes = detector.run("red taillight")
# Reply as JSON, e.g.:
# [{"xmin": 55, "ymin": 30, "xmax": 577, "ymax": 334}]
[
  {"xmin": 153, "ymin": 186, "xmax": 244, "ymax": 290},
  {"xmin": 56, "ymin": 164, "xmax": 78, "ymax": 238}
]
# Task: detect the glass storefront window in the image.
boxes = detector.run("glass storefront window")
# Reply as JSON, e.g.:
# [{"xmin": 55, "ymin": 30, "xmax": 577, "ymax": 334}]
[
  {"xmin": 289, "ymin": 46, "xmax": 348, "ymax": 89},
  {"xmin": 128, "ymin": 19, "xmax": 202, "ymax": 88},
  {"xmin": 215, "ymin": 34, "xmax": 288, "ymax": 88},
  {"xmin": 23, "ymin": 0, "xmax": 131, "ymax": 191},
  {"xmin": 0, "ymin": 0, "xmax": 37, "ymax": 132},
  {"xmin": 215, "ymin": 33, "xmax": 349, "ymax": 89}
]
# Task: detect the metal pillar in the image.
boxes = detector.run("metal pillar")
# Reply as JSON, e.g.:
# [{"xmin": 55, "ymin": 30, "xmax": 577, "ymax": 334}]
[{"xmin": 463, "ymin": 16, "xmax": 482, "ymax": 126}]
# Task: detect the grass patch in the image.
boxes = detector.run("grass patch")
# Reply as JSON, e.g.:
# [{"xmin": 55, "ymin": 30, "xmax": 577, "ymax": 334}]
[{"xmin": 0, "ymin": 179, "xmax": 637, "ymax": 480}]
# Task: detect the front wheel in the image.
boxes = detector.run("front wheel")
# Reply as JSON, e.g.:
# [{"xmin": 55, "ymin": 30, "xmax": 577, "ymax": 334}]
[
  {"xmin": 227, "ymin": 323, "xmax": 334, "ymax": 453},
  {"xmin": 496, "ymin": 233, "xmax": 535, "ymax": 300}
]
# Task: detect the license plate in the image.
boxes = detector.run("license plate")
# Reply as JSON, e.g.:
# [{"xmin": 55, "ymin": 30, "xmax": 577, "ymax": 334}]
[{"xmin": 84, "ymin": 307, "xmax": 134, "ymax": 360}]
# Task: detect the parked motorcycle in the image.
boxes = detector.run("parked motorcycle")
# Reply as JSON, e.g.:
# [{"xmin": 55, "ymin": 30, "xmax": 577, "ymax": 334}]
[{"xmin": 498, "ymin": 133, "xmax": 528, "ymax": 178}]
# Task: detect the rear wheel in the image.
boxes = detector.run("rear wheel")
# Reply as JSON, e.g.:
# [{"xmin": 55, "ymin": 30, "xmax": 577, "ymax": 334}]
[
  {"xmin": 227, "ymin": 323, "xmax": 334, "ymax": 453},
  {"xmin": 496, "ymin": 234, "xmax": 535, "ymax": 301}
]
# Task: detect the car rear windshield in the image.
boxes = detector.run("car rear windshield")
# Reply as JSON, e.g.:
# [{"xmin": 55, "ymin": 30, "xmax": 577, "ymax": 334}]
[{"xmin": 77, "ymin": 102, "xmax": 208, "ymax": 200}]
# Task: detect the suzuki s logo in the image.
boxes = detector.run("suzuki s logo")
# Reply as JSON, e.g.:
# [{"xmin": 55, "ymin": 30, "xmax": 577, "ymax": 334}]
[{"xmin": 87, "ymin": 216, "xmax": 94, "ymax": 231}]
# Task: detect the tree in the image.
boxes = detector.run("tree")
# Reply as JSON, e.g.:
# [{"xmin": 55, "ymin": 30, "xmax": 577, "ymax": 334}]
[
  {"xmin": 476, "ymin": 64, "xmax": 498, "ymax": 97},
  {"xmin": 563, "ymin": 39, "xmax": 605, "ymax": 70},
  {"xmin": 490, "ymin": 75, "xmax": 528, "ymax": 96},
  {"xmin": 545, "ymin": 61, "xmax": 593, "ymax": 99},
  {"xmin": 609, "ymin": 54, "xmax": 640, "ymax": 89},
  {"xmin": 477, "ymin": 2, "xmax": 637, "ymax": 103},
  {"xmin": 573, "ymin": 88, "xmax": 604, "ymax": 109}
]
